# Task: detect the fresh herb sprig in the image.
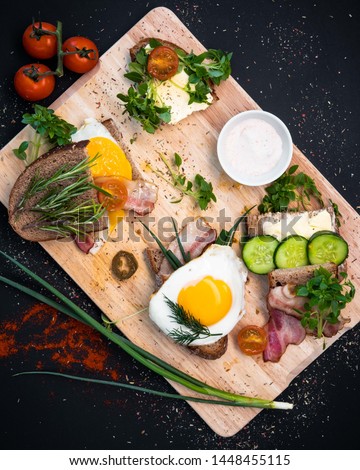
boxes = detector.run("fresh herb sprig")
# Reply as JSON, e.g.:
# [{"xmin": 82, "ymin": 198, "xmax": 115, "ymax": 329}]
[
  {"xmin": 13, "ymin": 105, "xmax": 77, "ymax": 165},
  {"xmin": 329, "ymin": 199, "xmax": 342, "ymax": 228},
  {"xmin": 165, "ymin": 296, "xmax": 221, "ymax": 345},
  {"xmin": 149, "ymin": 152, "xmax": 216, "ymax": 210},
  {"xmin": 215, "ymin": 206, "xmax": 256, "ymax": 246},
  {"xmin": 178, "ymin": 49, "xmax": 232, "ymax": 104},
  {"xmin": 140, "ymin": 219, "xmax": 183, "ymax": 271},
  {"xmin": 16, "ymin": 156, "xmax": 109, "ymax": 238},
  {"xmin": 117, "ymin": 41, "xmax": 232, "ymax": 133},
  {"xmin": 295, "ymin": 267, "xmax": 355, "ymax": 340},
  {"xmin": 0, "ymin": 250, "xmax": 293, "ymax": 410},
  {"xmin": 258, "ymin": 165, "xmax": 323, "ymax": 213}
]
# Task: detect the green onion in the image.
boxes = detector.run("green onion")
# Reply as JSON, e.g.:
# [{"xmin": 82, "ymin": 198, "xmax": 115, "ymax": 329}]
[{"xmin": 0, "ymin": 250, "xmax": 293, "ymax": 410}]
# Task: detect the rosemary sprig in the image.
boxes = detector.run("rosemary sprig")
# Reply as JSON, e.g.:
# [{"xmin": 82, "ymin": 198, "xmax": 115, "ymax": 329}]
[
  {"xmin": 35, "ymin": 199, "xmax": 106, "ymax": 238},
  {"xmin": 0, "ymin": 250, "xmax": 293, "ymax": 410},
  {"xmin": 165, "ymin": 296, "xmax": 221, "ymax": 345},
  {"xmin": 17, "ymin": 155, "xmax": 100, "ymax": 210}
]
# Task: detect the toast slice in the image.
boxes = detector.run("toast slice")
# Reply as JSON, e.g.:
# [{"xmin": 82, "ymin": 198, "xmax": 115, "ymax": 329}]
[
  {"xmin": 130, "ymin": 37, "xmax": 219, "ymax": 103},
  {"xmin": 8, "ymin": 140, "xmax": 107, "ymax": 242},
  {"xmin": 145, "ymin": 228, "xmax": 228, "ymax": 361},
  {"xmin": 268, "ymin": 262, "xmax": 338, "ymax": 288},
  {"xmin": 128, "ymin": 38, "xmax": 219, "ymax": 126}
]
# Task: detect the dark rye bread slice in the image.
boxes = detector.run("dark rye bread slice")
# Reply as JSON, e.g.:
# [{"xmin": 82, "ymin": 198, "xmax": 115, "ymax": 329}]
[
  {"xmin": 8, "ymin": 141, "xmax": 107, "ymax": 242},
  {"xmin": 129, "ymin": 37, "xmax": 219, "ymax": 102},
  {"xmin": 145, "ymin": 247, "xmax": 228, "ymax": 360},
  {"xmin": 268, "ymin": 262, "xmax": 338, "ymax": 288}
]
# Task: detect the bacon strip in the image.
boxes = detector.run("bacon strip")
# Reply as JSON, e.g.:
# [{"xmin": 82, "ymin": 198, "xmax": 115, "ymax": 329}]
[
  {"xmin": 267, "ymin": 284, "xmax": 307, "ymax": 319},
  {"xmin": 263, "ymin": 309, "xmax": 306, "ymax": 362},
  {"xmin": 158, "ymin": 218, "xmax": 217, "ymax": 284},
  {"xmin": 122, "ymin": 180, "xmax": 158, "ymax": 216},
  {"xmin": 75, "ymin": 234, "xmax": 95, "ymax": 254}
]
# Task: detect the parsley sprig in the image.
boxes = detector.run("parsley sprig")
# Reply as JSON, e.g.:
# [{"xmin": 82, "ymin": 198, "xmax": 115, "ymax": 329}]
[
  {"xmin": 295, "ymin": 267, "xmax": 355, "ymax": 340},
  {"xmin": 258, "ymin": 165, "xmax": 323, "ymax": 213},
  {"xmin": 148, "ymin": 152, "xmax": 216, "ymax": 210},
  {"xmin": 13, "ymin": 105, "xmax": 77, "ymax": 165},
  {"xmin": 165, "ymin": 296, "xmax": 222, "ymax": 345},
  {"xmin": 177, "ymin": 49, "xmax": 232, "ymax": 104},
  {"xmin": 117, "ymin": 41, "xmax": 232, "ymax": 133}
]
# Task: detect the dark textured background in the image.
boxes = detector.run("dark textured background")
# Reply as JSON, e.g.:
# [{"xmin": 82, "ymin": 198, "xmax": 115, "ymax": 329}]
[{"xmin": 0, "ymin": 0, "xmax": 359, "ymax": 450}]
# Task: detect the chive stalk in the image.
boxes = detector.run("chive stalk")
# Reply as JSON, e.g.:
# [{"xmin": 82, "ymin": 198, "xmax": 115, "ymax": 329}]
[{"xmin": 0, "ymin": 250, "xmax": 293, "ymax": 410}]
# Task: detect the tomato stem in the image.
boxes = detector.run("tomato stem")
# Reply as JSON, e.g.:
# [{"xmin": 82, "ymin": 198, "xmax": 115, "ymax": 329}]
[{"xmin": 54, "ymin": 20, "xmax": 64, "ymax": 77}]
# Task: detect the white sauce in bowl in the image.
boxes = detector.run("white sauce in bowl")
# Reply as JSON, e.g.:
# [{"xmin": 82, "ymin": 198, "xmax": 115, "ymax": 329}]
[{"xmin": 223, "ymin": 118, "xmax": 283, "ymax": 177}]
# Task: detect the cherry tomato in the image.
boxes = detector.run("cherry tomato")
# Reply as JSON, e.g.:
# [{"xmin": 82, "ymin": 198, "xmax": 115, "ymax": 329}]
[
  {"xmin": 22, "ymin": 22, "xmax": 57, "ymax": 59},
  {"xmin": 95, "ymin": 177, "xmax": 128, "ymax": 211},
  {"xmin": 237, "ymin": 325, "xmax": 267, "ymax": 356},
  {"xmin": 147, "ymin": 46, "xmax": 179, "ymax": 80},
  {"xmin": 62, "ymin": 37, "xmax": 99, "ymax": 73},
  {"xmin": 14, "ymin": 64, "xmax": 55, "ymax": 101}
]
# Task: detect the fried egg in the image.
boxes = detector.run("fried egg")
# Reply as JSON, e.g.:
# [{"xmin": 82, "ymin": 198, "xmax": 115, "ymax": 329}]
[
  {"xmin": 72, "ymin": 118, "xmax": 132, "ymax": 230},
  {"xmin": 149, "ymin": 245, "xmax": 248, "ymax": 346}
]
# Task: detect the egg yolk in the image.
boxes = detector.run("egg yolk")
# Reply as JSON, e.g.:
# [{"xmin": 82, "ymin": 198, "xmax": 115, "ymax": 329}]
[
  {"xmin": 86, "ymin": 137, "xmax": 132, "ymax": 231},
  {"xmin": 87, "ymin": 137, "xmax": 132, "ymax": 179},
  {"xmin": 177, "ymin": 276, "xmax": 232, "ymax": 326}
]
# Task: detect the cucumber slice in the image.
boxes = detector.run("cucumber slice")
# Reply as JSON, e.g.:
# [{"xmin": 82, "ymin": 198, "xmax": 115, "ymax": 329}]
[
  {"xmin": 307, "ymin": 231, "xmax": 348, "ymax": 265},
  {"xmin": 274, "ymin": 235, "xmax": 309, "ymax": 269},
  {"xmin": 242, "ymin": 235, "xmax": 279, "ymax": 274}
]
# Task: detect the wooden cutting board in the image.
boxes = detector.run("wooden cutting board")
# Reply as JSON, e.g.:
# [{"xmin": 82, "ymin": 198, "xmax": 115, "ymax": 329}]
[{"xmin": 0, "ymin": 7, "xmax": 359, "ymax": 437}]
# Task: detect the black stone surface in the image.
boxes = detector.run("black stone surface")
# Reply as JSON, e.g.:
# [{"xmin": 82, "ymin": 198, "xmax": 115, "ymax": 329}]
[{"xmin": 0, "ymin": 0, "xmax": 359, "ymax": 450}]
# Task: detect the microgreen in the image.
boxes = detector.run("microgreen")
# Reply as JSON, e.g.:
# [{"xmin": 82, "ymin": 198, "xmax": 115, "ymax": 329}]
[
  {"xmin": 149, "ymin": 152, "xmax": 216, "ymax": 210},
  {"xmin": 295, "ymin": 267, "xmax": 355, "ymax": 340},
  {"xmin": 13, "ymin": 105, "xmax": 77, "ymax": 165},
  {"xmin": 165, "ymin": 296, "xmax": 222, "ymax": 345},
  {"xmin": 117, "ymin": 43, "xmax": 232, "ymax": 132},
  {"xmin": 258, "ymin": 165, "xmax": 324, "ymax": 213},
  {"xmin": 0, "ymin": 250, "xmax": 293, "ymax": 410}
]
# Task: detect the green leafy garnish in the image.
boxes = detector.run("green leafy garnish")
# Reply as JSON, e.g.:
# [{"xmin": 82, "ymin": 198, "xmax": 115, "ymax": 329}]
[
  {"xmin": 15, "ymin": 156, "xmax": 108, "ymax": 238},
  {"xmin": 118, "ymin": 42, "xmax": 232, "ymax": 133},
  {"xmin": 165, "ymin": 296, "xmax": 222, "ymax": 345},
  {"xmin": 13, "ymin": 104, "xmax": 77, "ymax": 165},
  {"xmin": 329, "ymin": 199, "xmax": 342, "ymax": 228},
  {"xmin": 0, "ymin": 250, "xmax": 293, "ymax": 410},
  {"xmin": 149, "ymin": 152, "xmax": 216, "ymax": 210},
  {"xmin": 140, "ymin": 220, "xmax": 183, "ymax": 271},
  {"xmin": 177, "ymin": 49, "xmax": 232, "ymax": 104},
  {"xmin": 295, "ymin": 267, "xmax": 355, "ymax": 340},
  {"xmin": 215, "ymin": 206, "xmax": 256, "ymax": 246},
  {"xmin": 258, "ymin": 165, "xmax": 323, "ymax": 213}
]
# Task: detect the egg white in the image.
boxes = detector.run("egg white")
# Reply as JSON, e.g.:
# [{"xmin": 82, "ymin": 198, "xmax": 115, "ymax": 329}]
[
  {"xmin": 71, "ymin": 117, "xmax": 118, "ymax": 144},
  {"xmin": 149, "ymin": 245, "xmax": 248, "ymax": 346}
]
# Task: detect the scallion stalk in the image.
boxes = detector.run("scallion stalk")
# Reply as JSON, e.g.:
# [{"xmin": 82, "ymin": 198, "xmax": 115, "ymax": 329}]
[{"xmin": 0, "ymin": 250, "xmax": 293, "ymax": 410}]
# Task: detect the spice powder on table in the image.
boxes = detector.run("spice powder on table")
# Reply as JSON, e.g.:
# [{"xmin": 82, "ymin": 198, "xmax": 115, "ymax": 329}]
[{"xmin": 0, "ymin": 303, "xmax": 121, "ymax": 381}]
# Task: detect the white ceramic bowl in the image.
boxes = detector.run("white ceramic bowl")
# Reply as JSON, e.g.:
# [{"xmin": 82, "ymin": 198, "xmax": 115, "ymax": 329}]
[{"xmin": 217, "ymin": 110, "xmax": 293, "ymax": 186}]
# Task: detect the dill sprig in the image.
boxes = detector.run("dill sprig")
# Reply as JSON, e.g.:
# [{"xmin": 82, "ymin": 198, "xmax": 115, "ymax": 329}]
[{"xmin": 165, "ymin": 296, "xmax": 221, "ymax": 346}]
